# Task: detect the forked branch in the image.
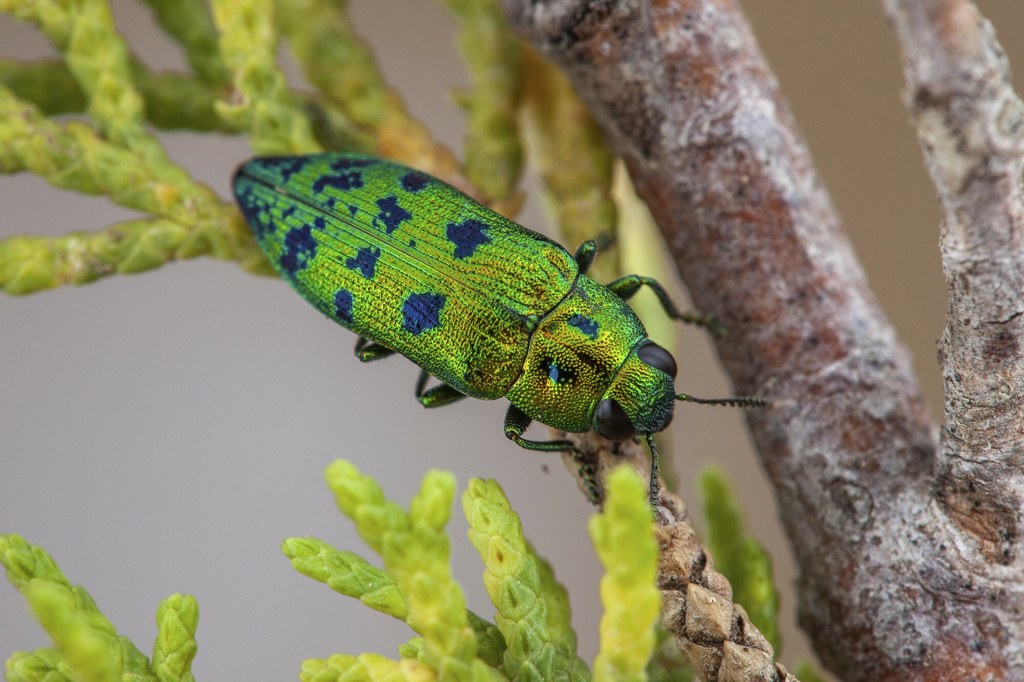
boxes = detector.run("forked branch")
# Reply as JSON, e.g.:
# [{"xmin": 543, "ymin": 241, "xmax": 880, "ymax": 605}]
[
  {"xmin": 505, "ymin": 0, "xmax": 1024, "ymax": 678},
  {"xmin": 885, "ymin": 0, "xmax": 1024, "ymax": 567}
]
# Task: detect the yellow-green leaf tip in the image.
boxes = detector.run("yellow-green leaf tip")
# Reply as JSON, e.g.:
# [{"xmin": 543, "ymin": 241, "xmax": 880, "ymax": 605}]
[
  {"xmin": 300, "ymin": 652, "xmax": 436, "ymax": 682},
  {"xmin": 0, "ymin": 237, "xmax": 58, "ymax": 295},
  {"xmin": 153, "ymin": 593, "xmax": 199, "ymax": 682},
  {"xmin": 282, "ymin": 537, "xmax": 409, "ymax": 619},
  {"xmin": 0, "ymin": 534, "xmax": 70, "ymax": 590},
  {"xmin": 462, "ymin": 479, "xmax": 588, "ymax": 680},
  {"xmin": 590, "ymin": 466, "xmax": 660, "ymax": 682},
  {"xmin": 410, "ymin": 470, "xmax": 456, "ymax": 533},
  {"xmin": 25, "ymin": 580, "xmax": 118, "ymax": 682},
  {"xmin": 5, "ymin": 647, "xmax": 75, "ymax": 682},
  {"xmin": 699, "ymin": 466, "xmax": 780, "ymax": 652}
]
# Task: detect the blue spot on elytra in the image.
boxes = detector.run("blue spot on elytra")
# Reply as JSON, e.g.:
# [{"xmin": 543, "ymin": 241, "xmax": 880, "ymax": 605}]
[
  {"xmin": 313, "ymin": 170, "xmax": 363, "ymax": 195},
  {"xmin": 334, "ymin": 289, "xmax": 353, "ymax": 323},
  {"xmin": 402, "ymin": 292, "xmax": 445, "ymax": 335},
  {"xmin": 259, "ymin": 157, "xmax": 307, "ymax": 182},
  {"xmin": 345, "ymin": 246, "xmax": 381, "ymax": 279},
  {"xmin": 446, "ymin": 219, "xmax": 491, "ymax": 259},
  {"xmin": 348, "ymin": 204, "xmax": 359, "ymax": 217},
  {"xmin": 408, "ymin": 239, "xmax": 417, "ymax": 248},
  {"xmin": 280, "ymin": 225, "xmax": 317, "ymax": 275},
  {"xmin": 401, "ymin": 172, "xmax": 430, "ymax": 192},
  {"xmin": 330, "ymin": 157, "xmax": 372, "ymax": 171},
  {"xmin": 281, "ymin": 205, "xmax": 296, "ymax": 220},
  {"xmin": 236, "ymin": 190, "xmax": 273, "ymax": 238},
  {"xmin": 376, "ymin": 196, "xmax": 411, "ymax": 234},
  {"xmin": 567, "ymin": 314, "xmax": 599, "ymax": 340}
]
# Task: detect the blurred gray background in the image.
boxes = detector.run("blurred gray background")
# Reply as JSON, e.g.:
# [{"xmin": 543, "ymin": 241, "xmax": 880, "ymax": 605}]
[{"xmin": 2, "ymin": 2, "xmax": 1021, "ymax": 680}]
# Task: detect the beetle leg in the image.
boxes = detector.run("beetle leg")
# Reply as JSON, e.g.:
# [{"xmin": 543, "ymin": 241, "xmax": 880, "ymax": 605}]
[
  {"xmin": 573, "ymin": 240, "xmax": 598, "ymax": 273},
  {"xmin": 606, "ymin": 275, "xmax": 726, "ymax": 337},
  {"xmin": 646, "ymin": 433, "xmax": 662, "ymax": 509},
  {"xmin": 570, "ymin": 449, "xmax": 603, "ymax": 505},
  {"xmin": 572, "ymin": 232, "xmax": 616, "ymax": 274},
  {"xmin": 503, "ymin": 405, "xmax": 578, "ymax": 452},
  {"xmin": 504, "ymin": 405, "xmax": 602, "ymax": 504},
  {"xmin": 415, "ymin": 370, "xmax": 466, "ymax": 408},
  {"xmin": 354, "ymin": 337, "xmax": 395, "ymax": 362}
]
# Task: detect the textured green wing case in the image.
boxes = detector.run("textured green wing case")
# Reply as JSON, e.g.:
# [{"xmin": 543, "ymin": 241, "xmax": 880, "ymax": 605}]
[{"xmin": 233, "ymin": 154, "xmax": 579, "ymax": 399}]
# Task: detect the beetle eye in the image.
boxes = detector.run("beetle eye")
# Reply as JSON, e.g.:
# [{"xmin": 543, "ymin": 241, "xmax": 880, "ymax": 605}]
[
  {"xmin": 596, "ymin": 398, "xmax": 635, "ymax": 441},
  {"xmin": 637, "ymin": 342, "xmax": 677, "ymax": 378}
]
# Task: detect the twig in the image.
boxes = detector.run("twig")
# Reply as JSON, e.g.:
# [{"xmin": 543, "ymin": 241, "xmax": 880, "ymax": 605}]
[{"xmin": 563, "ymin": 433, "xmax": 798, "ymax": 682}]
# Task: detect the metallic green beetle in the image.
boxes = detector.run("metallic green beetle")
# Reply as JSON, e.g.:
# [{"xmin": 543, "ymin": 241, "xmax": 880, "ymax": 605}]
[{"xmin": 233, "ymin": 153, "xmax": 748, "ymax": 466}]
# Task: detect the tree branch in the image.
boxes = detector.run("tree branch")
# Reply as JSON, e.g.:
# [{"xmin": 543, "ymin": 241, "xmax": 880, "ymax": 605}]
[
  {"xmin": 884, "ymin": 0, "xmax": 1024, "ymax": 564},
  {"xmin": 505, "ymin": 0, "xmax": 1024, "ymax": 677}
]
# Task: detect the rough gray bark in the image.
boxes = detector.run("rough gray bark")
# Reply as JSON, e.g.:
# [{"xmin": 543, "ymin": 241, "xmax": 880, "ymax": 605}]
[
  {"xmin": 885, "ymin": 0, "xmax": 1024, "ymax": 565},
  {"xmin": 505, "ymin": 0, "xmax": 1024, "ymax": 679}
]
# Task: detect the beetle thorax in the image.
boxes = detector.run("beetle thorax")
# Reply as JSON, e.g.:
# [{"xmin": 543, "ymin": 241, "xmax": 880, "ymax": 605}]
[{"xmin": 505, "ymin": 276, "xmax": 647, "ymax": 433}]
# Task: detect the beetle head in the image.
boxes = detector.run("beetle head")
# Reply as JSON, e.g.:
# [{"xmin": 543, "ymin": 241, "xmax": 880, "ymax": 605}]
[{"xmin": 594, "ymin": 340, "xmax": 677, "ymax": 441}]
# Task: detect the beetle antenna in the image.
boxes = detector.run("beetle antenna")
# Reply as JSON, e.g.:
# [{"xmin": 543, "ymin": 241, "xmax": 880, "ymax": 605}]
[
  {"xmin": 645, "ymin": 433, "xmax": 661, "ymax": 509},
  {"xmin": 646, "ymin": 398, "xmax": 765, "ymax": 510},
  {"xmin": 675, "ymin": 393, "xmax": 768, "ymax": 409}
]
